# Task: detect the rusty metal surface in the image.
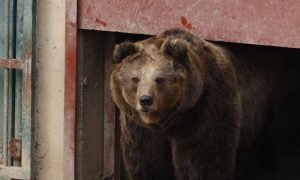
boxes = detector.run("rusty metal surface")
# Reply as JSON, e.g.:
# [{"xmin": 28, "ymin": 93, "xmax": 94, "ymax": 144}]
[
  {"xmin": 78, "ymin": 0, "xmax": 300, "ymax": 48},
  {"xmin": 0, "ymin": 0, "xmax": 33, "ymax": 179},
  {"xmin": 9, "ymin": 138, "xmax": 21, "ymax": 160},
  {"xmin": 21, "ymin": 53, "xmax": 32, "ymax": 179},
  {"xmin": 65, "ymin": 0, "xmax": 77, "ymax": 179},
  {"xmin": 0, "ymin": 59, "xmax": 23, "ymax": 69}
]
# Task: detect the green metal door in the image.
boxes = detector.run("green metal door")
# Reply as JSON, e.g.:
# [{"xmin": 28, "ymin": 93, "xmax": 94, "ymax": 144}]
[{"xmin": 0, "ymin": 0, "xmax": 33, "ymax": 179}]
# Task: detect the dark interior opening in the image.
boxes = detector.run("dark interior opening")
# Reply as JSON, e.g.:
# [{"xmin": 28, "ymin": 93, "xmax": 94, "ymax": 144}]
[{"xmin": 75, "ymin": 29, "xmax": 300, "ymax": 180}]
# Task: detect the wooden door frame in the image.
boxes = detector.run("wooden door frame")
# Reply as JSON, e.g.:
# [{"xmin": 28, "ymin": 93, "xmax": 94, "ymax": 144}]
[{"xmin": 65, "ymin": 0, "xmax": 77, "ymax": 179}]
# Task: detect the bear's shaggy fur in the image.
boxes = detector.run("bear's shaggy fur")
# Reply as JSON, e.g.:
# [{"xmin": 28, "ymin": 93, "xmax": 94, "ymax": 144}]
[{"xmin": 110, "ymin": 28, "xmax": 300, "ymax": 180}]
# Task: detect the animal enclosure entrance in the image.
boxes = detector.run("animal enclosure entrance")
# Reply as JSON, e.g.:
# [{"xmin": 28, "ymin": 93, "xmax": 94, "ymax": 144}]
[
  {"xmin": 75, "ymin": 29, "xmax": 300, "ymax": 180},
  {"xmin": 67, "ymin": 1, "xmax": 300, "ymax": 179}
]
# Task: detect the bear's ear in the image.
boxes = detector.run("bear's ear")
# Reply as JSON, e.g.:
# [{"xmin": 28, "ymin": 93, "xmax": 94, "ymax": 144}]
[
  {"xmin": 113, "ymin": 42, "xmax": 137, "ymax": 63},
  {"xmin": 161, "ymin": 38, "xmax": 189, "ymax": 61}
]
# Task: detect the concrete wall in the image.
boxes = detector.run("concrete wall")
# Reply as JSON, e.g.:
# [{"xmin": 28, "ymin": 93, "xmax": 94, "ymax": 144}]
[{"xmin": 35, "ymin": 0, "xmax": 65, "ymax": 179}]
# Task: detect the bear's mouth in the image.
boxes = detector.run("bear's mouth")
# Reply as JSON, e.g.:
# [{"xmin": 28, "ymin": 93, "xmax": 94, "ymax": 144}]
[{"xmin": 140, "ymin": 106, "xmax": 151, "ymax": 112}]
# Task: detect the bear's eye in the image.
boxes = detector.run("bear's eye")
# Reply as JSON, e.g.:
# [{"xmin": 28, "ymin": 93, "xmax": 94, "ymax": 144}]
[
  {"xmin": 155, "ymin": 77, "xmax": 165, "ymax": 84},
  {"xmin": 131, "ymin": 77, "xmax": 140, "ymax": 83}
]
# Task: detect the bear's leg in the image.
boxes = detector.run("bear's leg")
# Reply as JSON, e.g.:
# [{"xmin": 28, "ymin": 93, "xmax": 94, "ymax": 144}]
[
  {"xmin": 170, "ymin": 119, "xmax": 238, "ymax": 180},
  {"xmin": 171, "ymin": 141, "xmax": 236, "ymax": 180},
  {"xmin": 121, "ymin": 121, "xmax": 174, "ymax": 180},
  {"xmin": 173, "ymin": 137, "xmax": 235, "ymax": 180}
]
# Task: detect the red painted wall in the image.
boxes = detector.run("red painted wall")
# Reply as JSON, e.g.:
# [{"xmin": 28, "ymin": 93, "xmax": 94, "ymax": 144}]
[
  {"xmin": 78, "ymin": 0, "xmax": 300, "ymax": 48},
  {"xmin": 65, "ymin": 0, "xmax": 77, "ymax": 179}
]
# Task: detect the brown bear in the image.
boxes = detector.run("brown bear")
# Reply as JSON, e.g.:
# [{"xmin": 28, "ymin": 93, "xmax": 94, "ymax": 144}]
[{"xmin": 110, "ymin": 28, "xmax": 300, "ymax": 180}]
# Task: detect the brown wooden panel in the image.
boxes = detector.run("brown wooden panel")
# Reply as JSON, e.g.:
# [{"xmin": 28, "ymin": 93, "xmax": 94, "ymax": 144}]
[
  {"xmin": 76, "ymin": 30, "xmax": 105, "ymax": 180},
  {"xmin": 78, "ymin": 0, "xmax": 300, "ymax": 48},
  {"xmin": 76, "ymin": 30, "xmax": 120, "ymax": 180}
]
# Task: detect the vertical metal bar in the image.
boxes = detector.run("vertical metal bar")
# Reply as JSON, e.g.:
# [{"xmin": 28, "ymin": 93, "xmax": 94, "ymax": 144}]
[
  {"xmin": 21, "ymin": 1, "xmax": 33, "ymax": 178},
  {"xmin": 3, "ymin": 0, "xmax": 10, "ymax": 166},
  {"xmin": 7, "ymin": 68, "xmax": 13, "ymax": 166},
  {"xmin": 3, "ymin": 70, "xmax": 8, "ymax": 166},
  {"xmin": 7, "ymin": 0, "xmax": 17, "ymax": 167},
  {"xmin": 14, "ymin": 0, "xmax": 24, "ymax": 167},
  {"xmin": 0, "ymin": 1, "xmax": 4, "ymax": 160}
]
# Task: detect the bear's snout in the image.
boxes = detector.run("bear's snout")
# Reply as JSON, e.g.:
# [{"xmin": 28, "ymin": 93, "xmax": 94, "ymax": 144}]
[{"xmin": 139, "ymin": 95, "xmax": 153, "ymax": 111}]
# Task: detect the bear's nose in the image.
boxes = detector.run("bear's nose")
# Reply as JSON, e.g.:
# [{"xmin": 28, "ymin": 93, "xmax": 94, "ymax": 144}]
[{"xmin": 140, "ymin": 95, "xmax": 153, "ymax": 107}]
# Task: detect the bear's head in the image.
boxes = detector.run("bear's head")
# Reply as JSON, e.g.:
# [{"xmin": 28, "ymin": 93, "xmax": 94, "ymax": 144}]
[{"xmin": 110, "ymin": 29, "xmax": 205, "ymax": 128}]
